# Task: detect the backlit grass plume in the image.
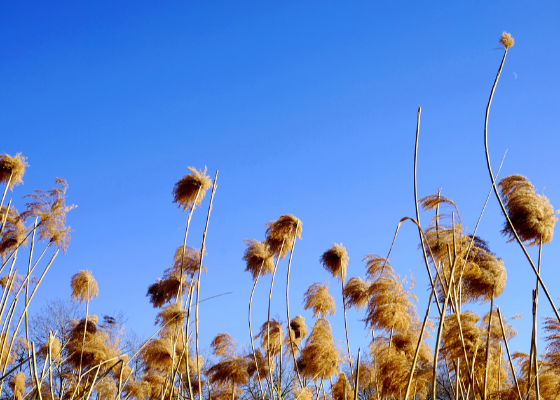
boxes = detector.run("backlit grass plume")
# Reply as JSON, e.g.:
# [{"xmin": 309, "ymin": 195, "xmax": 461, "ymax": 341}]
[
  {"xmin": 256, "ymin": 319, "xmax": 284, "ymax": 357},
  {"xmin": 462, "ymin": 247, "xmax": 506, "ymax": 303},
  {"xmin": 0, "ymin": 153, "xmax": 28, "ymax": 190},
  {"xmin": 70, "ymin": 270, "xmax": 99, "ymax": 303},
  {"xmin": 246, "ymin": 349, "xmax": 273, "ymax": 379},
  {"xmin": 298, "ymin": 318, "xmax": 341, "ymax": 381},
  {"xmin": 172, "ymin": 167, "xmax": 212, "ymax": 210},
  {"xmin": 498, "ymin": 174, "xmax": 558, "ymax": 246},
  {"xmin": 23, "ymin": 178, "xmax": 76, "ymax": 252},
  {"xmin": 331, "ymin": 373, "xmax": 354, "ymax": 400},
  {"xmin": 0, "ymin": 206, "xmax": 27, "ymax": 261},
  {"xmin": 320, "ymin": 243, "xmax": 349, "ymax": 283},
  {"xmin": 211, "ymin": 333, "xmax": 237, "ymax": 358},
  {"xmin": 9, "ymin": 371, "xmax": 25, "ymax": 400},
  {"xmin": 207, "ymin": 332, "xmax": 249, "ymax": 399},
  {"xmin": 285, "ymin": 315, "xmax": 308, "ymax": 355},
  {"xmin": 500, "ymin": 32, "xmax": 515, "ymax": 49},
  {"xmin": 343, "ymin": 277, "xmax": 370, "ymax": 310},
  {"xmin": 243, "ymin": 239, "xmax": 275, "ymax": 280},
  {"xmin": 66, "ymin": 315, "xmax": 110, "ymax": 368},
  {"xmin": 303, "ymin": 282, "xmax": 336, "ymax": 319},
  {"xmin": 265, "ymin": 214, "xmax": 302, "ymax": 259}
]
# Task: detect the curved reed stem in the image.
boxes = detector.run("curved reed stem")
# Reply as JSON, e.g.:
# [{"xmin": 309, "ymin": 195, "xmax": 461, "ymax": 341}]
[
  {"xmin": 195, "ymin": 170, "xmax": 218, "ymax": 399},
  {"xmin": 177, "ymin": 187, "xmax": 201, "ymax": 301},
  {"xmin": 267, "ymin": 239, "xmax": 284, "ymax": 400},
  {"xmin": 341, "ymin": 279, "xmax": 353, "ymax": 378},
  {"xmin": 497, "ymin": 307, "xmax": 522, "ymax": 400},
  {"xmin": 249, "ymin": 261, "xmax": 266, "ymax": 400},
  {"xmin": 483, "ymin": 287, "xmax": 494, "ymax": 400}
]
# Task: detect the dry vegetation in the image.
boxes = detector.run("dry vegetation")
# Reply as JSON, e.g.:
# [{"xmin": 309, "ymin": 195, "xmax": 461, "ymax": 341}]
[{"xmin": 1, "ymin": 32, "xmax": 559, "ymax": 400}]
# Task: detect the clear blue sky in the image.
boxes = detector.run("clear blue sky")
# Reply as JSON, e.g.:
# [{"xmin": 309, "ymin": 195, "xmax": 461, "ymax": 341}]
[{"xmin": 2, "ymin": 1, "xmax": 559, "ymax": 360}]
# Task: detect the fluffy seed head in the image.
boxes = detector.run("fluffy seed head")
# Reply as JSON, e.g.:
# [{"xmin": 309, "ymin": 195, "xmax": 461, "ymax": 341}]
[
  {"xmin": 298, "ymin": 318, "xmax": 341, "ymax": 381},
  {"xmin": 10, "ymin": 371, "xmax": 26, "ymax": 400},
  {"xmin": 211, "ymin": 333, "xmax": 237, "ymax": 358},
  {"xmin": 265, "ymin": 214, "xmax": 302, "ymax": 259},
  {"xmin": 499, "ymin": 175, "xmax": 557, "ymax": 246},
  {"xmin": 343, "ymin": 277, "xmax": 370, "ymax": 311},
  {"xmin": 500, "ymin": 32, "xmax": 515, "ymax": 49},
  {"xmin": 23, "ymin": 178, "xmax": 76, "ymax": 252},
  {"xmin": 289, "ymin": 315, "xmax": 308, "ymax": 341},
  {"xmin": 242, "ymin": 239, "xmax": 275, "ymax": 280},
  {"xmin": 70, "ymin": 270, "xmax": 99, "ymax": 303},
  {"xmin": 303, "ymin": 282, "xmax": 336, "ymax": 319},
  {"xmin": 462, "ymin": 248, "xmax": 506, "ymax": 302},
  {"xmin": 293, "ymin": 387, "xmax": 313, "ymax": 400},
  {"xmin": 256, "ymin": 319, "xmax": 284, "ymax": 357},
  {"xmin": 154, "ymin": 302, "xmax": 186, "ymax": 327},
  {"xmin": 0, "ymin": 153, "xmax": 28, "ymax": 190},
  {"xmin": 332, "ymin": 373, "xmax": 354, "ymax": 400},
  {"xmin": 320, "ymin": 243, "xmax": 349, "ymax": 283},
  {"xmin": 172, "ymin": 167, "xmax": 212, "ymax": 210},
  {"xmin": 246, "ymin": 349, "xmax": 273, "ymax": 379},
  {"xmin": 206, "ymin": 358, "xmax": 249, "ymax": 387},
  {"xmin": 0, "ymin": 207, "xmax": 28, "ymax": 262}
]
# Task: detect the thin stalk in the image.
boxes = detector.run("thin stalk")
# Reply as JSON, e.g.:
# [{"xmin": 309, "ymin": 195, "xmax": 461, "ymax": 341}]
[
  {"xmin": 195, "ymin": 170, "xmax": 218, "ymax": 399},
  {"xmin": 25, "ymin": 218, "xmax": 38, "ymax": 376},
  {"xmin": 497, "ymin": 307, "xmax": 522, "ymax": 400},
  {"xmin": 267, "ymin": 239, "xmax": 284, "ymax": 400},
  {"xmin": 341, "ymin": 279, "xmax": 353, "ymax": 378},
  {"xmin": 285, "ymin": 222, "xmax": 303, "ymax": 389},
  {"xmin": 48, "ymin": 335, "xmax": 55, "ymax": 400},
  {"xmin": 431, "ymin": 214, "xmax": 460, "ymax": 400},
  {"xmin": 249, "ymin": 262, "xmax": 266, "ymax": 400},
  {"xmin": 31, "ymin": 342, "xmax": 43, "ymax": 400},
  {"xmin": 0, "ymin": 199, "xmax": 11, "ymax": 238},
  {"xmin": 404, "ymin": 289, "xmax": 433, "ymax": 399},
  {"xmin": 79, "ymin": 283, "xmax": 90, "ymax": 375},
  {"xmin": 533, "ymin": 238, "xmax": 542, "ymax": 400},
  {"xmin": 483, "ymin": 47, "xmax": 560, "ymax": 324},
  {"xmin": 0, "ymin": 173, "xmax": 12, "ymax": 210},
  {"xmin": 177, "ymin": 187, "xmax": 201, "ymax": 301},
  {"xmin": 353, "ymin": 349, "xmax": 361, "ymax": 400},
  {"xmin": 483, "ymin": 288, "xmax": 495, "ymax": 400}
]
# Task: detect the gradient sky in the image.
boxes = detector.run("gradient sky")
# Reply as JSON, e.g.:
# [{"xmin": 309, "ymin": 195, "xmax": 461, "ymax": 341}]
[{"xmin": 2, "ymin": 1, "xmax": 560, "ymax": 362}]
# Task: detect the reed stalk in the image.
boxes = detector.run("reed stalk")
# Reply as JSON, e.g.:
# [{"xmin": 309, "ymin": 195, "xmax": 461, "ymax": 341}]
[
  {"xmin": 31, "ymin": 342, "xmax": 43, "ymax": 400},
  {"xmin": 341, "ymin": 279, "xmax": 353, "ymax": 379},
  {"xmin": 25, "ymin": 218, "xmax": 38, "ymax": 376},
  {"xmin": 249, "ymin": 261, "xmax": 266, "ymax": 400},
  {"xmin": 285, "ymin": 221, "xmax": 303, "ymax": 389},
  {"xmin": 353, "ymin": 349, "xmax": 360, "ymax": 400},
  {"xmin": 483, "ymin": 287, "xmax": 495, "ymax": 400},
  {"xmin": 177, "ymin": 187, "xmax": 201, "ymax": 301},
  {"xmin": 497, "ymin": 307, "xmax": 522, "ymax": 400},
  {"xmin": 0, "ymin": 173, "xmax": 12, "ymax": 210},
  {"xmin": 195, "ymin": 170, "xmax": 218, "ymax": 399},
  {"xmin": 267, "ymin": 240, "xmax": 284, "ymax": 400},
  {"xmin": 0, "ymin": 199, "xmax": 11, "ymax": 238}
]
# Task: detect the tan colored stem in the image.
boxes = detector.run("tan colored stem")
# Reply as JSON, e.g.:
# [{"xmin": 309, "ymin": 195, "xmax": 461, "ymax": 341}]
[
  {"xmin": 0, "ymin": 173, "xmax": 12, "ymax": 210},
  {"xmin": 267, "ymin": 239, "xmax": 284, "ymax": 400},
  {"xmin": 341, "ymin": 279, "xmax": 353, "ymax": 378},
  {"xmin": 353, "ymin": 349, "xmax": 361, "ymax": 400},
  {"xmin": 497, "ymin": 307, "xmax": 522, "ymax": 400},
  {"xmin": 483, "ymin": 288, "xmax": 495, "ymax": 400},
  {"xmin": 177, "ymin": 187, "xmax": 201, "ymax": 301},
  {"xmin": 195, "ymin": 170, "xmax": 218, "ymax": 399}
]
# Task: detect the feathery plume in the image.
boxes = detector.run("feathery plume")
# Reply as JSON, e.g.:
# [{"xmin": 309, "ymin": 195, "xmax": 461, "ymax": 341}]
[
  {"xmin": 206, "ymin": 358, "xmax": 249, "ymax": 387},
  {"xmin": 243, "ymin": 239, "xmax": 275, "ymax": 280},
  {"xmin": 10, "ymin": 371, "xmax": 26, "ymax": 400},
  {"xmin": 23, "ymin": 178, "xmax": 76, "ymax": 252},
  {"xmin": 0, "ymin": 207, "xmax": 28, "ymax": 261},
  {"xmin": 332, "ymin": 373, "xmax": 354, "ymax": 400},
  {"xmin": 70, "ymin": 270, "xmax": 99, "ymax": 303},
  {"xmin": 320, "ymin": 243, "xmax": 349, "ymax": 283},
  {"xmin": 256, "ymin": 319, "xmax": 284, "ymax": 357},
  {"xmin": 303, "ymin": 282, "xmax": 336, "ymax": 319},
  {"xmin": 500, "ymin": 32, "xmax": 515, "ymax": 49},
  {"xmin": 246, "ymin": 349, "xmax": 273, "ymax": 379},
  {"xmin": 0, "ymin": 153, "xmax": 28, "ymax": 190},
  {"xmin": 154, "ymin": 302, "xmax": 186, "ymax": 327},
  {"xmin": 172, "ymin": 167, "xmax": 212, "ymax": 210},
  {"xmin": 292, "ymin": 387, "xmax": 313, "ymax": 400},
  {"xmin": 211, "ymin": 333, "xmax": 237, "ymax": 358},
  {"xmin": 343, "ymin": 277, "xmax": 370, "ymax": 310},
  {"xmin": 499, "ymin": 174, "xmax": 557, "ymax": 246},
  {"xmin": 298, "ymin": 318, "xmax": 341, "ymax": 381},
  {"xmin": 265, "ymin": 214, "xmax": 302, "ymax": 259}
]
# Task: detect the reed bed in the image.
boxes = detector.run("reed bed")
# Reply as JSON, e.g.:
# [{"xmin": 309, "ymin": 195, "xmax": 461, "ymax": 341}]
[{"xmin": 1, "ymin": 31, "xmax": 559, "ymax": 400}]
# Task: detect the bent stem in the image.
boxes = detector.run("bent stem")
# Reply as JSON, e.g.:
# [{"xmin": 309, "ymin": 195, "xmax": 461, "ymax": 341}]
[{"xmin": 195, "ymin": 170, "xmax": 218, "ymax": 399}]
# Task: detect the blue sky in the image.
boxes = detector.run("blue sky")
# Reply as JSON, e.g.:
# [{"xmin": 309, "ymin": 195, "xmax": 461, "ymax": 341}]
[{"xmin": 2, "ymin": 1, "xmax": 560, "ymax": 361}]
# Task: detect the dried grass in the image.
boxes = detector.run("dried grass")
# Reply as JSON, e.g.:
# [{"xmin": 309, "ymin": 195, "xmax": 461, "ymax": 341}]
[
  {"xmin": 292, "ymin": 386, "xmax": 313, "ymax": 400},
  {"xmin": 70, "ymin": 270, "xmax": 99, "ymax": 303},
  {"xmin": 172, "ymin": 167, "xmax": 212, "ymax": 210},
  {"xmin": 211, "ymin": 333, "xmax": 237, "ymax": 358},
  {"xmin": 499, "ymin": 174, "xmax": 557, "ymax": 246},
  {"xmin": 206, "ymin": 358, "xmax": 249, "ymax": 387},
  {"xmin": 66, "ymin": 316, "xmax": 109, "ymax": 368},
  {"xmin": 154, "ymin": 302, "xmax": 186, "ymax": 327},
  {"xmin": 246, "ymin": 349, "xmax": 273, "ymax": 379},
  {"xmin": 320, "ymin": 243, "xmax": 349, "ymax": 283},
  {"xmin": 256, "ymin": 319, "xmax": 284, "ymax": 357},
  {"xmin": 10, "ymin": 371, "xmax": 26, "ymax": 400},
  {"xmin": 303, "ymin": 282, "xmax": 336, "ymax": 319},
  {"xmin": 242, "ymin": 239, "xmax": 275, "ymax": 280},
  {"xmin": 343, "ymin": 277, "xmax": 370, "ymax": 311},
  {"xmin": 298, "ymin": 318, "xmax": 341, "ymax": 381},
  {"xmin": 331, "ymin": 373, "xmax": 354, "ymax": 400},
  {"xmin": 0, "ymin": 206, "xmax": 28, "ymax": 261},
  {"xmin": 0, "ymin": 153, "xmax": 28, "ymax": 189},
  {"xmin": 265, "ymin": 214, "xmax": 302, "ymax": 259},
  {"xmin": 500, "ymin": 32, "xmax": 515, "ymax": 49},
  {"xmin": 23, "ymin": 178, "xmax": 75, "ymax": 252}
]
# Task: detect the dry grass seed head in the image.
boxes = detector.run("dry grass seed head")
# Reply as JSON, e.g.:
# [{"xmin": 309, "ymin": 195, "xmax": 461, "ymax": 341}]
[
  {"xmin": 265, "ymin": 214, "xmax": 302, "ymax": 259},
  {"xmin": 320, "ymin": 243, "xmax": 349, "ymax": 283},
  {"xmin": 462, "ymin": 248, "xmax": 506, "ymax": 302},
  {"xmin": 256, "ymin": 319, "xmax": 284, "ymax": 357},
  {"xmin": 299, "ymin": 318, "xmax": 341, "ymax": 381},
  {"xmin": 23, "ymin": 178, "xmax": 75, "ymax": 252},
  {"xmin": 0, "ymin": 207, "xmax": 28, "ymax": 261},
  {"xmin": 499, "ymin": 174, "xmax": 557, "ymax": 246},
  {"xmin": 303, "ymin": 282, "xmax": 336, "ymax": 319},
  {"xmin": 289, "ymin": 315, "xmax": 308, "ymax": 341},
  {"xmin": 70, "ymin": 270, "xmax": 99, "ymax": 303},
  {"xmin": 0, "ymin": 153, "xmax": 28, "ymax": 190},
  {"xmin": 211, "ymin": 333, "xmax": 237, "ymax": 358},
  {"xmin": 0, "ymin": 273, "xmax": 23, "ymax": 295},
  {"xmin": 206, "ymin": 358, "xmax": 249, "ymax": 387},
  {"xmin": 293, "ymin": 387, "xmax": 313, "ymax": 400},
  {"xmin": 246, "ymin": 348, "xmax": 273, "ymax": 379},
  {"xmin": 332, "ymin": 373, "xmax": 354, "ymax": 400},
  {"xmin": 242, "ymin": 239, "xmax": 275, "ymax": 280},
  {"xmin": 343, "ymin": 277, "xmax": 370, "ymax": 311},
  {"xmin": 172, "ymin": 167, "xmax": 212, "ymax": 211},
  {"xmin": 10, "ymin": 371, "xmax": 26, "ymax": 400},
  {"xmin": 170, "ymin": 245, "xmax": 206, "ymax": 276},
  {"xmin": 96, "ymin": 377, "xmax": 117, "ymax": 400},
  {"xmin": 154, "ymin": 302, "xmax": 186, "ymax": 327},
  {"xmin": 500, "ymin": 32, "xmax": 515, "ymax": 49},
  {"xmin": 362, "ymin": 254, "xmax": 394, "ymax": 281},
  {"xmin": 66, "ymin": 319, "xmax": 109, "ymax": 368}
]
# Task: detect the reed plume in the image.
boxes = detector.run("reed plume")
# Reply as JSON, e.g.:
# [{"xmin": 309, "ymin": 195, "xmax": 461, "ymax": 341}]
[
  {"xmin": 303, "ymin": 282, "xmax": 336, "ymax": 319},
  {"xmin": 498, "ymin": 175, "xmax": 558, "ymax": 246},
  {"xmin": 298, "ymin": 318, "xmax": 341, "ymax": 381},
  {"xmin": 292, "ymin": 386, "xmax": 313, "ymax": 400},
  {"xmin": 246, "ymin": 349, "xmax": 273, "ymax": 379},
  {"xmin": 500, "ymin": 32, "xmax": 515, "ymax": 49},
  {"xmin": 66, "ymin": 316, "xmax": 109, "ymax": 368},
  {"xmin": 243, "ymin": 239, "xmax": 275, "ymax": 280},
  {"xmin": 285, "ymin": 315, "xmax": 308, "ymax": 356},
  {"xmin": 0, "ymin": 207, "xmax": 27, "ymax": 261},
  {"xmin": 154, "ymin": 302, "xmax": 186, "ymax": 327},
  {"xmin": 211, "ymin": 333, "xmax": 237, "ymax": 358},
  {"xmin": 343, "ymin": 277, "xmax": 370, "ymax": 311},
  {"xmin": 70, "ymin": 270, "xmax": 99, "ymax": 303},
  {"xmin": 23, "ymin": 178, "xmax": 75, "ymax": 252},
  {"xmin": 256, "ymin": 319, "xmax": 284, "ymax": 357},
  {"xmin": 265, "ymin": 214, "xmax": 302, "ymax": 259},
  {"xmin": 0, "ymin": 153, "xmax": 28, "ymax": 190},
  {"xmin": 331, "ymin": 373, "xmax": 354, "ymax": 400},
  {"xmin": 9, "ymin": 371, "xmax": 26, "ymax": 400},
  {"xmin": 172, "ymin": 167, "xmax": 212, "ymax": 210},
  {"xmin": 320, "ymin": 244, "xmax": 348, "ymax": 283}
]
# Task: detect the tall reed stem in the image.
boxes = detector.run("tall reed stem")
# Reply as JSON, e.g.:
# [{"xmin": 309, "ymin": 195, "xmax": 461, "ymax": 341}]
[
  {"xmin": 195, "ymin": 170, "xmax": 218, "ymax": 399},
  {"xmin": 483, "ymin": 288, "xmax": 494, "ymax": 400},
  {"xmin": 267, "ymin": 240, "xmax": 284, "ymax": 400},
  {"xmin": 249, "ymin": 262, "xmax": 266, "ymax": 400},
  {"xmin": 341, "ymin": 279, "xmax": 353, "ymax": 378},
  {"xmin": 497, "ymin": 307, "xmax": 522, "ymax": 400}
]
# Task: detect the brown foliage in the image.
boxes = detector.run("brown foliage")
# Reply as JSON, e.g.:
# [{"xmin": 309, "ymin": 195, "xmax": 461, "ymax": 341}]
[
  {"xmin": 303, "ymin": 282, "xmax": 336, "ymax": 319},
  {"xmin": 70, "ymin": 270, "xmax": 99, "ymax": 303},
  {"xmin": 265, "ymin": 214, "xmax": 302, "ymax": 259},
  {"xmin": 298, "ymin": 318, "xmax": 341, "ymax": 381},
  {"xmin": 242, "ymin": 239, "xmax": 275, "ymax": 280},
  {"xmin": 256, "ymin": 319, "xmax": 284, "ymax": 357},
  {"xmin": 0, "ymin": 206, "xmax": 27, "ymax": 261},
  {"xmin": 0, "ymin": 153, "xmax": 28, "ymax": 190},
  {"xmin": 343, "ymin": 277, "xmax": 370, "ymax": 311}
]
